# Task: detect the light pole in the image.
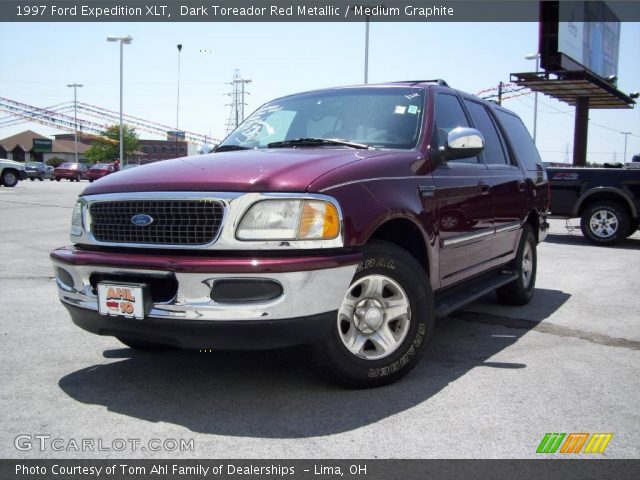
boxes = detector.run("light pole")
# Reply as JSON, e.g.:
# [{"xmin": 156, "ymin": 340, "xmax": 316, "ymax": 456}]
[
  {"xmin": 66, "ymin": 83, "xmax": 83, "ymax": 163},
  {"xmin": 176, "ymin": 43, "xmax": 182, "ymax": 157},
  {"xmin": 107, "ymin": 35, "xmax": 133, "ymax": 167},
  {"xmin": 622, "ymin": 132, "xmax": 631, "ymax": 164},
  {"xmin": 364, "ymin": 15, "xmax": 370, "ymax": 84},
  {"xmin": 525, "ymin": 52, "xmax": 540, "ymax": 144}
]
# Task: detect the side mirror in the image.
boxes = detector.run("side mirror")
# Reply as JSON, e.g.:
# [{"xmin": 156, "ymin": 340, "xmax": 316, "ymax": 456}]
[{"xmin": 443, "ymin": 127, "xmax": 484, "ymax": 160}]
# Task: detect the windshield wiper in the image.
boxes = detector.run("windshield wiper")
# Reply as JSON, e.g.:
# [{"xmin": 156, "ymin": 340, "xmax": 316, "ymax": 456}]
[
  {"xmin": 267, "ymin": 138, "xmax": 370, "ymax": 150},
  {"xmin": 215, "ymin": 144, "xmax": 251, "ymax": 152}
]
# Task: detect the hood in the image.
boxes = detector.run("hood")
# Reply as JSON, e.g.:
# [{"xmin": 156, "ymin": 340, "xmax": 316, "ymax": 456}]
[
  {"xmin": 81, "ymin": 148, "xmax": 388, "ymax": 195},
  {"xmin": 1, "ymin": 159, "xmax": 25, "ymax": 170}
]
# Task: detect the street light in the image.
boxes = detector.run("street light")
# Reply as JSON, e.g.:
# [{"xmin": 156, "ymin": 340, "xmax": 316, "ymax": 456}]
[
  {"xmin": 364, "ymin": 15, "xmax": 370, "ymax": 84},
  {"xmin": 176, "ymin": 44, "xmax": 182, "ymax": 157},
  {"xmin": 66, "ymin": 83, "xmax": 83, "ymax": 163},
  {"xmin": 525, "ymin": 52, "xmax": 540, "ymax": 144},
  {"xmin": 622, "ymin": 132, "xmax": 631, "ymax": 164},
  {"xmin": 107, "ymin": 35, "xmax": 133, "ymax": 167}
]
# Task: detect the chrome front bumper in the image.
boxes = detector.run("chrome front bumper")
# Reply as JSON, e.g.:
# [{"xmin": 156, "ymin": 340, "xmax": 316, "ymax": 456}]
[{"xmin": 51, "ymin": 257, "xmax": 357, "ymax": 322}]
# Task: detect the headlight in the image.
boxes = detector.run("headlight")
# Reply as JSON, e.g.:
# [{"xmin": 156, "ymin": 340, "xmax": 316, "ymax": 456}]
[
  {"xmin": 70, "ymin": 201, "xmax": 83, "ymax": 237},
  {"xmin": 237, "ymin": 199, "xmax": 340, "ymax": 241}
]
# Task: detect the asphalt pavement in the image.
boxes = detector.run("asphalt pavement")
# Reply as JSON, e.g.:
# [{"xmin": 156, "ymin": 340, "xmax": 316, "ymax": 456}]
[{"xmin": 1, "ymin": 179, "xmax": 639, "ymax": 459}]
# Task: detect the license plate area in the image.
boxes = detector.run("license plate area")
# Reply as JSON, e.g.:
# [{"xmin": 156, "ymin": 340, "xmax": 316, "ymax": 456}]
[{"xmin": 98, "ymin": 282, "xmax": 149, "ymax": 320}]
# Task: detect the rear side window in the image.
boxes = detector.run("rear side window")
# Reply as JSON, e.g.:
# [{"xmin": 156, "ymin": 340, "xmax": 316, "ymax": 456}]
[
  {"xmin": 495, "ymin": 109, "xmax": 542, "ymax": 170},
  {"xmin": 464, "ymin": 100, "xmax": 509, "ymax": 165},
  {"xmin": 434, "ymin": 93, "xmax": 477, "ymax": 164}
]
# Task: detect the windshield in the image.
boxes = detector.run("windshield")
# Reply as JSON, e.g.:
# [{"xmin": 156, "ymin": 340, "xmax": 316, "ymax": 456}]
[
  {"xmin": 219, "ymin": 87, "xmax": 425, "ymax": 150},
  {"xmin": 92, "ymin": 164, "xmax": 110, "ymax": 170},
  {"xmin": 26, "ymin": 162, "xmax": 42, "ymax": 167}
]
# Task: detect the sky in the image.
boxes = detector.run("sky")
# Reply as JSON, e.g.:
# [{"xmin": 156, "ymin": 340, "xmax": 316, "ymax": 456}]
[{"xmin": 1, "ymin": 20, "xmax": 639, "ymax": 163}]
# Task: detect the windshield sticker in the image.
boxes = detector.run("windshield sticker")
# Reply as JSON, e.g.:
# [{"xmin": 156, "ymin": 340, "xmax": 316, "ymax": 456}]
[
  {"xmin": 394, "ymin": 105, "xmax": 407, "ymax": 115},
  {"xmin": 407, "ymin": 105, "xmax": 419, "ymax": 115}
]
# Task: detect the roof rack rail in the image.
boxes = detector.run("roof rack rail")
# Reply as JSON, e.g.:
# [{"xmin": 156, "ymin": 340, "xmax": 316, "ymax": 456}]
[{"xmin": 403, "ymin": 79, "xmax": 449, "ymax": 87}]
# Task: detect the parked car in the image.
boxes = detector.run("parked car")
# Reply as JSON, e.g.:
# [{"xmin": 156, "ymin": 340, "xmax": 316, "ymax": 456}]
[
  {"xmin": 25, "ymin": 161, "xmax": 53, "ymax": 181},
  {"xmin": 0, "ymin": 158, "xmax": 27, "ymax": 187},
  {"xmin": 548, "ymin": 165, "xmax": 640, "ymax": 245},
  {"xmin": 53, "ymin": 162, "xmax": 87, "ymax": 182},
  {"xmin": 86, "ymin": 163, "xmax": 116, "ymax": 182},
  {"xmin": 51, "ymin": 80, "xmax": 549, "ymax": 387}
]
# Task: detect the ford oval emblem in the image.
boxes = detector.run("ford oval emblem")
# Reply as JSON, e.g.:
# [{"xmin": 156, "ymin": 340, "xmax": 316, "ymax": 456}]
[{"xmin": 131, "ymin": 214, "xmax": 153, "ymax": 227}]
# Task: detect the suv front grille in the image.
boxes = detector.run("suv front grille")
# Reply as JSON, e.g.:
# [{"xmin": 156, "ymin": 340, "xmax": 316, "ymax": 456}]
[{"xmin": 89, "ymin": 200, "xmax": 224, "ymax": 245}]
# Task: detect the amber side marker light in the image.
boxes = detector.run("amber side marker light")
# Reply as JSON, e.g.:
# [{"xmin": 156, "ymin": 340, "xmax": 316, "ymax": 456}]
[{"xmin": 298, "ymin": 201, "xmax": 340, "ymax": 240}]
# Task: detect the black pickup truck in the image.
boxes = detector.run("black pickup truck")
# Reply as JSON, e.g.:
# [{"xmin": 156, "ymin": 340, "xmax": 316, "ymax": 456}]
[{"xmin": 548, "ymin": 166, "xmax": 640, "ymax": 245}]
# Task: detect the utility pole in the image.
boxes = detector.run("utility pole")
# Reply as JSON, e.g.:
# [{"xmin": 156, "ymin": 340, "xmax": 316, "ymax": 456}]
[
  {"xmin": 225, "ymin": 69, "xmax": 251, "ymax": 134},
  {"xmin": 66, "ymin": 83, "xmax": 83, "ymax": 163},
  {"xmin": 621, "ymin": 132, "xmax": 631, "ymax": 164},
  {"xmin": 498, "ymin": 82, "xmax": 503, "ymax": 106}
]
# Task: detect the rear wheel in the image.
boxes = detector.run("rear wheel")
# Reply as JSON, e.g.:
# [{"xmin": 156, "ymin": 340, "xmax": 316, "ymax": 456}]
[
  {"xmin": 29, "ymin": 177, "xmax": 35, "ymax": 181},
  {"xmin": 55, "ymin": 178, "xmax": 61, "ymax": 182},
  {"xmin": 312, "ymin": 241, "xmax": 434, "ymax": 388},
  {"xmin": 580, "ymin": 201, "xmax": 629, "ymax": 246},
  {"xmin": 38, "ymin": 173, "xmax": 44, "ymax": 181},
  {"xmin": 496, "ymin": 224, "xmax": 537, "ymax": 306}
]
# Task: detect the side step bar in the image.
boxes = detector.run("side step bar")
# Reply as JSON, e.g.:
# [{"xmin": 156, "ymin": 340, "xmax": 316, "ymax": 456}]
[{"xmin": 434, "ymin": 269, "xmax": 518, "ymax": 318}]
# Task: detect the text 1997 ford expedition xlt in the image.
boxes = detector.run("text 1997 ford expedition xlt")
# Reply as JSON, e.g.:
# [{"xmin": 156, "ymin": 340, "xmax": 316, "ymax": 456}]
[{"xmin": 51, "ymin": 80, "xmax": 549, "ymax": 387}]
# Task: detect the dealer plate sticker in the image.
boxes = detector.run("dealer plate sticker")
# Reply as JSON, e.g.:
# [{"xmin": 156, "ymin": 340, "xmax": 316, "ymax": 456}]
[{"xmin": 98, "ymin": 283, "xmax": 145, "ymax": 319}]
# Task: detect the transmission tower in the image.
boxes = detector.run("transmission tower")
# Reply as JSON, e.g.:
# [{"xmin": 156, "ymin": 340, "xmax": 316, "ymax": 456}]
[{"xmin": 225, "ymin": 69, "xmax": 252, "ymax": 135}]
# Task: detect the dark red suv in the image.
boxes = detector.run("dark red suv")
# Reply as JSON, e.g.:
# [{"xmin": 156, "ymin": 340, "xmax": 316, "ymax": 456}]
[{"xmin": 51, "ymin": 80, "xmax": 549, "ymax": 387}]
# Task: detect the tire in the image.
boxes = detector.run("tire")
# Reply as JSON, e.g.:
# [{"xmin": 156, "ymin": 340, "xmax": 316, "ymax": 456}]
[
  {"xmin": 1, "ymin": 169, "xmax": 19, "ymax": 187},
  {"xmin": 496, "ymin": 224, "xmax": 537, "ymax": 306},
  {"xmin": 626, "ymin": 219, "xmax": 639, "ymax": 238},
  {"xmin": 89, "ymin": 179, "xmax": 94, "ymax": 183},
  {"xmin": 29, "ymin": 177, "xmax": 35, "ymax": 181},
  {"xmin": 55, "ymin": 178, "xmax": 60, "ymax": 182},
  {"xmin": 117, "ymin": 337, "xmax": 174, "ymax": 352},
  {"xmin": 580, "ymin": 201, "xmax": 629, "ymax": 246},
  {"xmin": 38, "ymin": 173, "xmax": 44, "ymax": 181},
  {"xmin": 312, "ymin": 240, "xmax": 434, "ymax": 388}
]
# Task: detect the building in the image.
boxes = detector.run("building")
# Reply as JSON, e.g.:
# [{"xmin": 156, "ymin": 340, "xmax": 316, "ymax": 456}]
[
  {"xmin": 0, "ymin": 130, "xmax": 91, "ymax": 163},
  {"xmin": 0, "ymin": 130, "xmax": 193, "ymax": 165},
  {"xmin": 134, "ymin": 138, "xmax": 188, "ymax": 164}
]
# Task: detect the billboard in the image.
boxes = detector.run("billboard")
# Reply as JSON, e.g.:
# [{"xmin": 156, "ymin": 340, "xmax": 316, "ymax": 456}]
[
  {"xmin": 558, "ymin": 1, "xmax": 620, "ymax": 79},
  {"xmin": 540, "ymin": 1, "xmax": 621, "ymax": 81}
]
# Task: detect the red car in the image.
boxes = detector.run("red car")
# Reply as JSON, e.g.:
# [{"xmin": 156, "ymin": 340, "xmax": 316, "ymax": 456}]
[
  {"xmin": 53, "ymin": 162, "xmax": 87, "ymax": 182},
  {"xmin": 86, "ymin": 163, "xmax": 116, "ymax": 183}
]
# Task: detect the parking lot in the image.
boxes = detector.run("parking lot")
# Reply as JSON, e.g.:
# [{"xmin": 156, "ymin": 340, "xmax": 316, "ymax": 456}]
[{"xmin": 1, "ymin": 179, "xmax": 639, "ymax": 459}]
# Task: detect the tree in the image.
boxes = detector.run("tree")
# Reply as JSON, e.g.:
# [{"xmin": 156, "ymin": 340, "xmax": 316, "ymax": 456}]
[{"xmin": 84, "ymin": 125, "xmax": 139, "ymax": 164}]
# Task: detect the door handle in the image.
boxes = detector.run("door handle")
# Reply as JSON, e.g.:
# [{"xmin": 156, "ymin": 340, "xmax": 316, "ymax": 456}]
[{"xmin": 478, "ymin": 180, "xmax": 490, "ymax": 195}]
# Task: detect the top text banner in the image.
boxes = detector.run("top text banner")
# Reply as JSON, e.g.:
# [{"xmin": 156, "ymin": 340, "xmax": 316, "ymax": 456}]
[{"xmin": 2, "ymin": 0, "xmax": 640, "ymax": 22}]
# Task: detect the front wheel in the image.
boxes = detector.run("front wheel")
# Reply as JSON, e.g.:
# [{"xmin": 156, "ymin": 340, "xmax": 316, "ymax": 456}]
[
  {"xmin": 312, "ymin": 241, "xmax": 434, "ymax": 388},
  {"xmin": 580, "ymin": 201, "xmax": 629, "ymax": 246},
  {"xmin": 496, "ymin": 224, "xmax": 537, "ymax": 305},
  {"xmin": 1, "ymin": 169, "xmax": 19, "ymax": 187}
]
